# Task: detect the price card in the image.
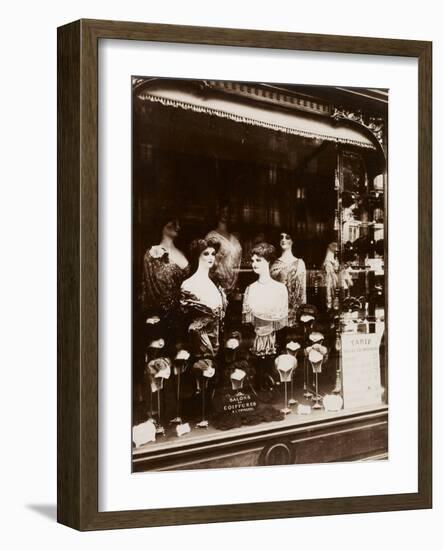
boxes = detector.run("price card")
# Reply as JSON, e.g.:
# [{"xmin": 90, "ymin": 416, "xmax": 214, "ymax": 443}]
[{"xmin": 341, "ymin": 331, "xmax": 384, "ymax": 409}]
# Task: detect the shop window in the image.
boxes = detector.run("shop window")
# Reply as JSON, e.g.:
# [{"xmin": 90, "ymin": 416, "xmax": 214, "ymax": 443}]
[{"xmin": 132, "ymin": 82, "xmax": 387, "ymax": 471}]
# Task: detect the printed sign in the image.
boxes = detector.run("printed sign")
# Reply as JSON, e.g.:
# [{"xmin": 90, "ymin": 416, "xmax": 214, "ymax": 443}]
[
  {"xmin": 341, "ymin": 332, "xmax": 383, "ymax": 409},
  {"xmin": 221, "ymin": 392, "xmax": 258, "ymax": 415}
]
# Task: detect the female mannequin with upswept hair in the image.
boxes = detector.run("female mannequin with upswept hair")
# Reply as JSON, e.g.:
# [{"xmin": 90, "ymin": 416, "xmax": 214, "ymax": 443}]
[
  {"xmin": 270, "ymin": 230, "xmax": 306, "ymax": 327},
  {"xmin": 323, "ymin": 241, "xmax": 339, "ymax": 310},
  {"xmin": 180, "ymin": 238, "xmax": 227, "ymax": 361},
  {"xmin": 243, "ymin": 243, "xmax": 289, "ymax": 357},
  {"xmin": 205, "ymin": 202, "xmax": 242, "ymax": 293},
  {"xmin": 138, "ymin": 213, "xmax": 190, "ymax": 410},
  {"xmin": 141, "ymin": 213, "xmax": 189, "ymax": 319}
]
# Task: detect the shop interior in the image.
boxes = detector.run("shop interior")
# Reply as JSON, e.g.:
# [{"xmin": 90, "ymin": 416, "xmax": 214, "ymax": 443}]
[{"xmin": 132, "ymin": 90, "xmax": 387, "ymax": 449}]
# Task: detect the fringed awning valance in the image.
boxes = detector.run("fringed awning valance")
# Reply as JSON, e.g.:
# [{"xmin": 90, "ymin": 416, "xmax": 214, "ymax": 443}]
[{"xmin": 137, "ymin": 87, "xmax": 376, "ymax": 150}]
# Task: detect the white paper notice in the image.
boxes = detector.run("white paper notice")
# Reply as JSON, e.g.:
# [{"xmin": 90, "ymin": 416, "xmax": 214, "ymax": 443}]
[{"xmin": 341, "ymin": 332, "xmax": 384, "ymax": 409}]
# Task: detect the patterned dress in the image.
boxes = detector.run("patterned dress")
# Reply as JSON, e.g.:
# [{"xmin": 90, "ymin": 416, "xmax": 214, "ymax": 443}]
[
  {"xmin": 323, "ymin": 250, "xmax": 339, "ymax": 310},
  {"xmin": 242, "ymin": 280, "xmax": 288, "ymax": 356},
  {"xmin": 270, "ymin": 257, "xmax": 306, "ymax": 327},
  {"xmin": 180, "ymin": 286, "xmax": 227, "ymax": 360},
  {"xmin": 141, "ymin": 247, "xmax": 190, "ymax": 317}
]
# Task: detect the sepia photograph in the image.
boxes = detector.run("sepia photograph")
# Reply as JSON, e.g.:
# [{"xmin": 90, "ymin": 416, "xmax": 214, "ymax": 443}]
[{"xmin": 131, "ymin": 77, "xmax": 388, "ymax": 472}]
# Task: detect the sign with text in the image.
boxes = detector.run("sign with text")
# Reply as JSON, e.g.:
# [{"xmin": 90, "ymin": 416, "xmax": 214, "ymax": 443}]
[
  {"xmin": 222, "ymin": 392, "xmax": 258, "ymax": 415},
  {"xmin": 341, "ymin": 332, "xmax": 383, "ymax": 409}
]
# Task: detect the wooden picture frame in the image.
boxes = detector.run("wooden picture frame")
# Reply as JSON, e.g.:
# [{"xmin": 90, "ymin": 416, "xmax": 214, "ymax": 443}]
[{"xmin": 57, "ymin": 19, "xmax": 432, "ymax": 530}]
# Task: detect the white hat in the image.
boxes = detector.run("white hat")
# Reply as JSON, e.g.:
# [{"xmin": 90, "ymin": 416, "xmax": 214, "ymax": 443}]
[
  {"xmin": 312, "ymin": 343, "xmax": 328, "ymax": 356},
  {"xmin": 146, "ymin": 316, "xmax": 160, "ymax": 325},
  {"xmin": 300, "ymin": 314, "xmax": 315, "ymax": 323},
  {"xmin": 275, "ymin": 354, "xmax": 296, "ymax": 382},
  {"xmin": 225, "ymin": 338, "xmax": 240, "ymax": 350},
  {"xmin": 230, "ymin": 368, "xmax": 246, "ymax": 381},
  {"xmin": 203, "ymin": 366, "xmax": 215, "ymax": 378},
  {"xmin": 275, "ymin": 354, "xmax": 297, "ymax": 372},
  {"xmin": 308, "ymin": 348, "xmax": 323, "ymax": 364},
  {"xmin": 149, "ymin": 338, "xmax": 165, "ymax": 349},
  {"xmin": 286, "ymin": 341, "xmax": 301, "ymax": 352},
  {"xmin": 175, "ymin": 349, "xmax": 190, "ymax": 361},
  {"xmin": 309, "ymin": 332, "xmax": 324, "ymax": 343}
]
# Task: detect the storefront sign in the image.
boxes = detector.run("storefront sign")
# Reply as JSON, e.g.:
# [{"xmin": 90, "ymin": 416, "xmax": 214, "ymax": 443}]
[
  {"xmin": 221, "ymin": 392, "xmax": 258, "ymax": 415},
  {"xmin": 341, "ymin": 332, "xmax": 383, "ymax": 409}
]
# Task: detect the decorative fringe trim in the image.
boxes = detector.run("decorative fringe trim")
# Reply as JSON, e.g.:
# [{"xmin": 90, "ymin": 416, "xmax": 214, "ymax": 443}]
[{"xmin": 139, "ymin": 92, "xmax": 376, "ymax": 150}]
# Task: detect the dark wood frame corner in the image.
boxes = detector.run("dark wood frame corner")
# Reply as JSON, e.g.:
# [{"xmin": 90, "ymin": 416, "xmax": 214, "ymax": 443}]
[{"xmin": 57, "ymin": 18, "xmax": 432, "ymax": 531}]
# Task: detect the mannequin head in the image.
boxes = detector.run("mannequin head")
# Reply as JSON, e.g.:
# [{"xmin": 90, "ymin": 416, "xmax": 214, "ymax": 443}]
[
  {"xmin": 161, "ymin": 217, "xmax": 180, "ymax": 240},
  {"xmin": 278, "ymin": 231, "xmax": 294, "ymax": 253},
  {"xmin": 189, "ymin": 238, "xmax": 220, "ymax": 273},
  {"xmin": 199, "ymin": 246, "xmax": 217, "ymax": 270},
  {"xmin": 250, "ymin": 242, "xmax": 276, "ymax": 276},
  {"xmin": 214, "ymin": 201, "xmax": 232, "ymax": 230},
  {"xmin": 151, "ymin": 211, "xmax": 181, "ymax": 245}
]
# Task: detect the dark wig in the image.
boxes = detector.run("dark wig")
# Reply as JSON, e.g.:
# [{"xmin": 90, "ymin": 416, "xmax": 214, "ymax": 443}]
[
  {"xmin": 189, "ymin": 237, "xmax": 221, "ymax": 273},
  {"xmin": 250, "ymin": 242, "xmax": 277, "ymax": 264},
  {"xmin": 147, "ymin": 208, "xmax": 181, "ymax": 247},
  {"xmin": 276, "ymin": 229, "xmax": 295, "ymax": 252}
]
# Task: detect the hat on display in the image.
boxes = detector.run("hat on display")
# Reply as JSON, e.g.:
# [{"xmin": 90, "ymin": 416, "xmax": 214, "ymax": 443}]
[
  {"xmin": 230, "ymin": 368, "xmax": 246, "ymax": 390},
  {"xmin": 311, "ymin": 343, "xmax": 328, "ymax": 356},
  {"xmin": 275, "ymin": 354, "xmax": 297, "ymax": 382},
  {"xmin": 308, "ymin": 348, "xmax": 324, "ymax": 373},
  {"xmin": 175, "ymin": 349, "xmax": 190, "ymax": 361},
  {"xmin": 286, "ymin": 341, "xmax": 301, "ymax": 353},
  {"xmin": 193, "ymin": 359, "xmax": 216, "ymax": 379},
  {"xmin": 230, "ymin": 368, "xmax": 246, "ymax": 382},
  {"xmin": 309, "ymin": 331, "xmax": 324, "ymax": 344},
  {"xmin": 146, "ymin": 357, "xmax": 171, "ymax": 379},
  {"xmin": 298, "ymin": 304, "xmax": 317, "ymax": 323},
  {"xmin": 149, "ymin": 338, "xmax": 165, "ymax": 349},
  {"xmin": 146, "ymin": 316, "xmax": 160, "ymax": 325},
  {"xmin": 225, "ymin": 337, "xmax": 240, "ymax": 350}
]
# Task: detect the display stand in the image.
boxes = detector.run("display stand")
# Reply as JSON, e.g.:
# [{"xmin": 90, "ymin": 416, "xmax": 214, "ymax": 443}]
[
  {"xmin": 275, "ymin": 354, "xmax": 296, "ymax": 415},
  {"xmin": 300, "ymin": 317, "xmax": 315, "ymax": 399},
  {"xmin": 196, "ymin": 378, "xmax": 209, "ymax": 429},
  {"xmin": 155, "ymin": 382, "xmax": 165, "ymax": 435},
  {"xmin": 170, "ymin": 351, "xmax": 190, "ymax": 425},
  {"xmin": 286, "ymin": 341, "xmax": 301, "ymax": 406}
]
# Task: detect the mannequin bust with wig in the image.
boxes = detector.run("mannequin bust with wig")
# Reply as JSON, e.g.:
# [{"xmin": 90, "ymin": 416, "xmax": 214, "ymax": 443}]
[
  {"xmin": 270, "ymin": 230, "xmax": 307, "ymax": 327},
  {"xmin": 180, "ymin": 237, "xmax": 227, "ymax": 364},
  {"xmin": 181, "ymin": 238, "xmax": 223, "ymax": 310},
  {"xmin": 141, "ymin": 212, "xmax": 189, "ymax": 318},
  {"xmin": 205, "ymin": 202, "xmax": 242, "ymax": 293},
  {"xmin": 242, "ymin": 242, "xmax": 289, "ymax": 358}
]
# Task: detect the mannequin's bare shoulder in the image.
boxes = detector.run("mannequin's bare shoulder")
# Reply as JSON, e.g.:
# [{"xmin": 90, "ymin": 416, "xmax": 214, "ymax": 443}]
[
  {"xmin": 181, "ymin": 273, "xmax": 196, "ymax": 290},
  {"xmin": 171, "ymin": 248, "xmax": 189, "ymax": 269},
  {"xmin": 275, "ymin": 279, "xmax": 289, "ymax": 296}
]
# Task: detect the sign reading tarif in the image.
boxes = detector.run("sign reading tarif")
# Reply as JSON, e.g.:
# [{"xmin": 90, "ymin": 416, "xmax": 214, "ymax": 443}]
[{"xmin": 341, "ymin": 331, "xmax": 384, "ymax": 410}]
